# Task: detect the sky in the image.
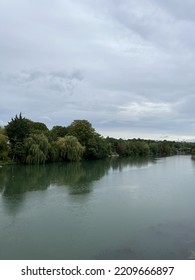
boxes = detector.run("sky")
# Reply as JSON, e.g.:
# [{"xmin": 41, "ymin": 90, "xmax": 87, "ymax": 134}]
[{"xmin": 1, "ymin": 0, "xmax": 195, "ymax": 141}]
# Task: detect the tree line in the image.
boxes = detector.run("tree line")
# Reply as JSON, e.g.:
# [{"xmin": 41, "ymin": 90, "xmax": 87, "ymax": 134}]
[{"xmin": 0, "ymin": 113, "xmax": 194, "ymax": 164}]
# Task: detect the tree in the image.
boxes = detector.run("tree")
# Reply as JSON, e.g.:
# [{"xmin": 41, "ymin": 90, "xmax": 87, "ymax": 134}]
[
  {"xmin": 158, "ymin": 140, "xmax": 171, "ymax": 157},
  {"xmin": 56, "ymin": 136, "xmax": 85, "ymax": 161},
  {"xmin": 67, "ymin": 120, "xmax": 110, "ymax": 159},
  {"xmin": 149, "ymin": 142, "xmax": 159, "ymax": 156},
  {"xmin": 87, "ymin": 135, "xmax": 110, "ymax": 159},
  {"xmin": 5, "ymin": 113, "xmax": 31, "ymax": 162},
  {"xmin": 27, "ymin": 120, "xmax": 49, "ymax": 135},
  {"xmin": 5, "ymin": 113, "xmax": 30, "ymax": 143},
  {"xmin": 67, "ymin": 120, "xmax": 96, "ymax": 146},
  {"xmin": 136, "ymin": 141, "xmax": 150, "ymax": 156},
  {"xmin": 115, "ymin": 139, "xmax": 128, "ymax": 156},
  {"xmin": 24, "ymin": 133, "xmax": 49, "ymax": 164},
  {"xmin": 48, "ymin": 141, "xmax": 60, "ymax": 162},
  {"xmin": 49, "ymin": 125, "xmax": 67, "ymax": 141}
]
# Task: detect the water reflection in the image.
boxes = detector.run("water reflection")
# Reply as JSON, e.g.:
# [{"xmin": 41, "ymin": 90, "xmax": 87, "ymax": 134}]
[
  {"xmin": 109, "ymin": 156, "xmax": 156, "ymax": 171},
  {"xmin": 0, "ymin": 157, "xmax": 154, "ymax": 206}
]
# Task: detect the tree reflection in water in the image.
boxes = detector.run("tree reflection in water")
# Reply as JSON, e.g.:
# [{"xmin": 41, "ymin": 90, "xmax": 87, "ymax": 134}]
[{"xmin": 0, "ymin": 157, "xmax": 154, "ymax": 211}]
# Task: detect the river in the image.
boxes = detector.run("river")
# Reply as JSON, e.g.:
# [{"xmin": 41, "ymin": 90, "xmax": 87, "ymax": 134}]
[{"xmin": 0, "ymin": 155, "xmax": 195, "ymax": 260}]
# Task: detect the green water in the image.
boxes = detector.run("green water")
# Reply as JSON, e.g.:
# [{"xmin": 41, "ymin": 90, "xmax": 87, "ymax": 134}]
[{"xmin": 0, "ymin": 156, "xmax": 195, "ymax": 260}]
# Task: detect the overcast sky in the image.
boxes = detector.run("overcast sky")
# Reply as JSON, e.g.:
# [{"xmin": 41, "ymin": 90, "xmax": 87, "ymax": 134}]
[{"xmin": 1, "ymin": 0, "xmax": 195, "ymax": 141}]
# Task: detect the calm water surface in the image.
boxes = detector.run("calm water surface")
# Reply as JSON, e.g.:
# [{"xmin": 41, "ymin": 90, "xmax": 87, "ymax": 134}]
[{"xmin": 0, "ymin": 156, "xmax": 195, "ymax": 260}]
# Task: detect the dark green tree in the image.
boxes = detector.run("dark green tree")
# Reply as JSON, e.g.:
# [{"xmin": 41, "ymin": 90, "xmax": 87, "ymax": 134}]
[
  {"xmin": 87, "ymin": 135, "xmax": 110, "ymax": 159},
  {"xmin": 27, "ymin": 120, "xmax": 49, "ymax": 135},
  {"xmin": 148, "ymin": 142, "xmax": 159, "ymax": 156},
  {"xmin": 49, "ymin": 125, "xmax": 67, "ymax": 141},
  {"xmin": 158, "ymin": 140, "xmax": 171, "ymax": 157},
  {"xmin": 5, "ymin": 113, "xmax": 31, "ymax": 162}
]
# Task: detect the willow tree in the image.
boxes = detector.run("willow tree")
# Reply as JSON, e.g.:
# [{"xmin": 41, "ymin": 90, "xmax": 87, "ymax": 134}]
[
  {"xmin": 56, "ymin": 135, "xmax": 85, "ymax": 161},
  {"xmin": 24, "ymin": 133, "xmax": 49, "ymax": 164}
]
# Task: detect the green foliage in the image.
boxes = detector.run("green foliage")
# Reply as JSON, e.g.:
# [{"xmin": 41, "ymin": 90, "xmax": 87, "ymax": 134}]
[
  {"xmin": 67, "ymin": 120, "xmax": 96, "ymax": 146},
  {"xmin": 0, "ymin": 126, "xmax": 6, "ymax": 135},
  {"xmin": 106, "ymin": 137, "xmax": 195, "ymax": 158},
  {"xmin": 56, "ymin": 136, "xmax": 85, "ymax": 161},
  {"xmin": 0, "ymin": 134, "xmax": 9, "ymax": 161},
  {"xmin": 27, "ymin": 120, "xmax": 49, "ymax": 135},
  {"xmin": 3, "ymin": 113, "xmax": 195, "ymax": 165},
  {"xmin": 24, "ymin": 134, "xmax": 49, "ymax": 164},
  {"xmin": 149, "ymin": 142, "xmax": 159, "ymax": 156},
  {"xmin": 158, "ymin": 141, "xmax": 171, "ymax": 156},
  {"xmin": 136, "ymin": 141, "xmax": 150, "ymax": 156},
  {"xmin": 5, "ymin": 113, "xmax": 30, "ymax": 144},
  {"xmin": 48, "ymin": 141, "xmax": 60, "ymax": 162},
  {"xmin": 86, "ymin": 135, "xmax": 110, "ymax": 159},
  {"xmin": 5, "ymin": 113, "xmax": 31, "ymax": 162},
  {"xmin": 5, "ymin": 114, "xmax": 49, "ymax": 163},
  {"xmin": 67, "ymin": 120, "xmax": 110, "ymax": 159},
  {"xmin": 49, "ymin": 125, "xmax": 67, "ymax": 141}
]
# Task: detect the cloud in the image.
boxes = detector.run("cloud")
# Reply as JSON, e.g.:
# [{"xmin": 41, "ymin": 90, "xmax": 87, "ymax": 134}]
[
  {"xmin": 155, "ymin": 0, "xmax": 195, "ymax": 21},
  {"xmin": 0, "ymin": 68, "xmax": 84, "ymax": 125},
  {"xmin": 0, "ymin": 69, "xmax": 83, "ymax": 94},
  {"xmin": 0, "ymin": 0, "xmax": 195, "ymax": 140},
  {"xmin": 118, "ymin": 101, "xmax": 172, "ymax": 121}
]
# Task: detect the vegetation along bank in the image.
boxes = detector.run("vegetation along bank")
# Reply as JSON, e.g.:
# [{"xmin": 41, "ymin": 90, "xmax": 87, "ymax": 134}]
[{"xmin": 0, "ymin": 114, "xmax": 195, "ymax": 165}]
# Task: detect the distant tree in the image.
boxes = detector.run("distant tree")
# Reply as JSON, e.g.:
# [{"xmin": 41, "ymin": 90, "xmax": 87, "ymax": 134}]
[
  {"xmin": 149, "ymin": 142, "xmax": 159, "ymax": 156},
  {"xmin": 158, "ymin": 140, "xmax": 171, "ymax": 157},
  {"xmin": 136, "ymin": 141, "xmax": 150, "ymax": 156},
  {"xmin": 128, "ymin": 140, "xmax": 138, "ymax": 156},
  {"xmin": 106, "ymin": 137, "xmax": 117, "ymax": 153},
  {"xmin": 115, "ymin": 139, "xmax": 128, "ymax": 156}
]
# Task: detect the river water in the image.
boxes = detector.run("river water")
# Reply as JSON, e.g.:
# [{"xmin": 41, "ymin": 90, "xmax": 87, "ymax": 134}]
[{"xmin": 0, "ymin": 155, "xmax": 195, "ymax": 260}]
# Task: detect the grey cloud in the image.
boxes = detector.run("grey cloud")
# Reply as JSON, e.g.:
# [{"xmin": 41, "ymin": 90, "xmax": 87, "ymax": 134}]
[
  {"xmin": 0, "ymin": 0, "xmax": 195, "ymax": 140},
  {"xmin": 79, "ymin": 0, "xmax": 195, "ymax": 53},
  {"xmin": 0, "ymin": 69, "xmax": 83, "ymax": 94},
  {"xmin": 155, "ymin": 0, "xmax": 195, "ymax": 21}
]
